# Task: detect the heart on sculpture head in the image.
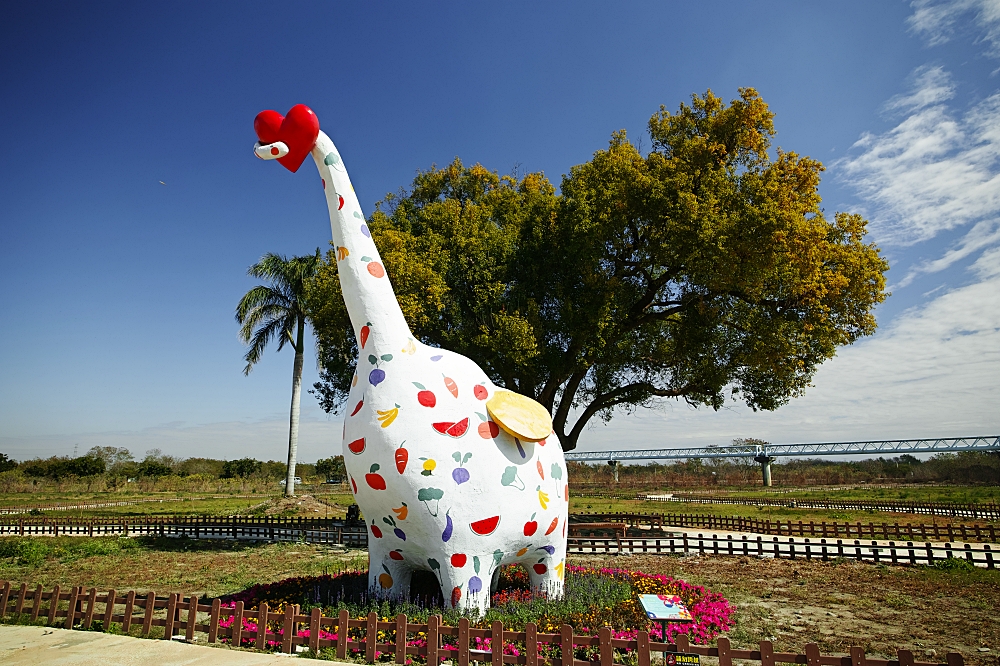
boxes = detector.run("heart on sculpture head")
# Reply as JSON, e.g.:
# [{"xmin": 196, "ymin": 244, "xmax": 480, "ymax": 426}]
[{"xmin": 254, "ymin": 104, "xmax": 320, "ymax": 173}]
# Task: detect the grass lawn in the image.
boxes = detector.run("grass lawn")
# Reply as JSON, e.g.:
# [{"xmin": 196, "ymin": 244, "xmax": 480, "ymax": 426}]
[{"xmin": 0, "ymin": 537, "xmax": 996, "ymax": 666}]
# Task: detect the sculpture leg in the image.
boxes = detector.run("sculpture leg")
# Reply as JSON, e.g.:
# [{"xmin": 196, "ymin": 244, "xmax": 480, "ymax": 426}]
[
  {"xmin": 436, "ymin": 559, "xmax": 490, "ymax": 614},
  {"xmin": 369, "ymin": 544, "xmax": 412, "ymax": 602},
  {"xmin": 526, "ymin": 555, "xmax": 565, "ymax": 600}
]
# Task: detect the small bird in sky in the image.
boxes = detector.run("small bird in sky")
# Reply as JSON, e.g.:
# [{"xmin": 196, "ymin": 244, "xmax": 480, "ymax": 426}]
[{"xmin": 159, "ymin": 181, "xmax": 166, "ymax": 185}]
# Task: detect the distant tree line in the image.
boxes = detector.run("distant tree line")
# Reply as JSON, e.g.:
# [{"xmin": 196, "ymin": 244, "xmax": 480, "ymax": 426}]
[
  {"xmin": 569, "ymin": 448, "xmax": 1000, "ymax": 488},
  {"xmin": 0, "ymin": 447, "xmax": 347, "ymax": 483}
]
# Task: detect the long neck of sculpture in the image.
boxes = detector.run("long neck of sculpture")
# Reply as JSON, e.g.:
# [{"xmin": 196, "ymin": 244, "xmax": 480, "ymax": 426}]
[{"xmin": 310, "ymin": 131, "xmax": 412, "ymax": 353}]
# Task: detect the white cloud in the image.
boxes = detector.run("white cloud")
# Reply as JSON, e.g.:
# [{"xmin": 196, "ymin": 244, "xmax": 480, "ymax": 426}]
[
  {"xmin": 908, "ymin": 0, "xmax": 1000, "ymax": 56},
  {"xmin": 836, "ymin": 66, "xmax": 1000, "ymax": 286}
]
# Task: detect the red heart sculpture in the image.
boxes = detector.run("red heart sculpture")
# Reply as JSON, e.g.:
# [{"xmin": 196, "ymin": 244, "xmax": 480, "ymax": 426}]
[{"xmin": 254, "ymin": 104, "xmax": 320, "ymax": 173}]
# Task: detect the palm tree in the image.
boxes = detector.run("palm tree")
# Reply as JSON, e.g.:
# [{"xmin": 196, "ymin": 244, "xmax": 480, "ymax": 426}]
[{"xmin": 236, "ymin": 251, "xmax": 320, "ymax": 497}]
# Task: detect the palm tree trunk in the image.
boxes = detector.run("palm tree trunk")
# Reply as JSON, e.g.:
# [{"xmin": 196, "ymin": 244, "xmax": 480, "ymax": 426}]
[{"xmin": 285, "ymin": 317, "xmax": 306, "ymax": 497}]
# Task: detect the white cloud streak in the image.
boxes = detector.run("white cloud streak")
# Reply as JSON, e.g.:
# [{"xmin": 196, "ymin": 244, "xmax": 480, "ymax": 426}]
[
  {"xmin": 836, "ymin": 66, "xmax": 1000, "ymax": 286},
  {"xmin": 908, "ymin": 0, "xmax": 1000, "ymax": 56}
]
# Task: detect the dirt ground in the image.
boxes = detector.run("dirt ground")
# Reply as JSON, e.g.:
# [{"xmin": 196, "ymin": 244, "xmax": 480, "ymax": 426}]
[
  {"xmin": 262, "ymin": 494, "xmax": 341, "ymax": 516},
  {"xmin": 577, "ymin": 553, "xmax": 999, "ymax": 666}
]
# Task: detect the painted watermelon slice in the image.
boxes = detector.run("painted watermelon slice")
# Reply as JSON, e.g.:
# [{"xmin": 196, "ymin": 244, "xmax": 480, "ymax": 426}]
[
  {"xmin": 470, "ymin": 515, "xmax": 500, "ymax": 536},
  {"xmin": 432, "ymin": 417, "xmax": 470, "ymax": 438},
  {"xmin": 348, "ymin": 438, "xmax": 365, "ymax": 455}
]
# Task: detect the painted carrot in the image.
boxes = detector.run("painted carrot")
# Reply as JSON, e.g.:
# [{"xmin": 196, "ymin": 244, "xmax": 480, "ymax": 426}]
[
  {"xmin": 545, "ymin": 516, "xmax": 559, "ymax": 535},
  {"xmin": 443, "ymin": 375, "xmax": 458, "ymax": 398},
  {"xmin": 360, "ymin": 322, "xmax": 371, "ymax": 349},
  {"xmin": 395, "ymin": 443, "xmax": 409, "ymax": 474}
]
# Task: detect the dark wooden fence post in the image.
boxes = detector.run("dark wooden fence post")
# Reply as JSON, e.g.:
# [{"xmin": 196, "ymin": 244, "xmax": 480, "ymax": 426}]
[
  {"xmin": 395, "ymin": 613, "xmax": 408, "ymax": 664},
  {"xmin": 427, "ymin": 613, "xmax": 440, "ymax": 666},
  {"xmin": 599, "ymin": 626, "xmax": 613, "ymax": 666},
  {"xmin": 491, "ymin": 620, "xmax": 504, "ymax": 666},
  {"xmin": 337, "ymin": 609, "xmax": 349, "ymax": 660}
]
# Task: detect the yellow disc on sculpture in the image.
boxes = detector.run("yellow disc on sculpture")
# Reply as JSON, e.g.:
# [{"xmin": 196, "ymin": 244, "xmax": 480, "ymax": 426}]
[{"xmin": 486, "ymin": 390, "xmax": 553, "ymax": 442}]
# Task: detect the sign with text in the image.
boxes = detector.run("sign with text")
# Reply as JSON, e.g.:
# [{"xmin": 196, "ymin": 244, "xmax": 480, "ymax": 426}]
[
  {"xmin": 664, "ymin": 653, "xmax": 700, "ymax": 666},
  {"xmin": 638, "ymin": 594, "xmax": 693, "ymax": 622}
]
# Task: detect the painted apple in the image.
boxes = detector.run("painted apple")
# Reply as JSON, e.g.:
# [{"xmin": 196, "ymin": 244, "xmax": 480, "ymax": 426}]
[
  {"xmin": 366, "ymin": 464, "xmax": 386, "ymax": 490},
  {"xmin": 523, "ymin": 514, "xmax": 538, "ymax": 536},
  {"xmin": 533, "ymin": 563, "xmax": 547, "ymax": 575},
  {"xmin": 474, "ymin": 384, "xmax": 488, "ymax": 400},
  {"xmin": 451, "ymin": 553, "xmax": 467, "ymax": 568},
  {"xmin": 371, "ymin": 524, "xmax": 382, "ymax": 538}
]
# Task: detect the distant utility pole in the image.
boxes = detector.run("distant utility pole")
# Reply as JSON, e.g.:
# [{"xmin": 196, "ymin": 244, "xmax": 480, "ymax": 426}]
[{"xmin": 73, "ymin": 443, "xmax": 78, "ymax": 457}]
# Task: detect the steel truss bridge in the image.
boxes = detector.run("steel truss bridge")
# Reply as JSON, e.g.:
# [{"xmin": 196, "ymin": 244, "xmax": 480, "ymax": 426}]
[
  {"xmin": 564, "ymin": 435, "xmax": 1000, "ymax": 462},
  {"xmin": 564, "ymin": 436, "xmax": 1000, "ymax": 485}
]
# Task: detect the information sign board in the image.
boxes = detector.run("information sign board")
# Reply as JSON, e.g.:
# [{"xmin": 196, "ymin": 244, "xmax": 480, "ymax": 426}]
[{"xmin": 638, "ymin": 594, "xmax": 693, "ymax": 622}]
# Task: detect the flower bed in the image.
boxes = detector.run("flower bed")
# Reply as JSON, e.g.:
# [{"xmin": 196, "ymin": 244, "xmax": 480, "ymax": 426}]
[{"xmin": 217, "ymin": 564, "xmax": 733, "ymax": 658}]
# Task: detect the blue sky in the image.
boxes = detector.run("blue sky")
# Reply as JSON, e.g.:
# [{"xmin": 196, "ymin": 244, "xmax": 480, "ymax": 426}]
[{"xmin": 1, "ymin": 1, "xmax": 998, "ymax": 463}]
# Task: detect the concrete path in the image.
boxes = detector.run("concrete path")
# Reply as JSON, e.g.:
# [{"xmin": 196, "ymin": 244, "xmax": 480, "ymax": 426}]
[{"xmin": 0, "ymin": 625, "xmax": 312, "ymax": 665}]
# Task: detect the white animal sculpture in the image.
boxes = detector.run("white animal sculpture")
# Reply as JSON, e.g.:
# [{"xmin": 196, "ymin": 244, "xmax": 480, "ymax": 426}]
[{"xmin": 253, "ymin": 105, "xmax": 568, "ymax": 611}]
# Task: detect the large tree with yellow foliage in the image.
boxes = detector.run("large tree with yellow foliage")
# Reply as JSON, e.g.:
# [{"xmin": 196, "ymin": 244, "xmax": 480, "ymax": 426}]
[{"xmin": 305, "ymin": 89, "xmax": 889, "ymax": 452}]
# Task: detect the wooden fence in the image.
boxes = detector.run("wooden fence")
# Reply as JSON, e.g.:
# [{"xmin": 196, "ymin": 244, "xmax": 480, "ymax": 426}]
[
  {"xmin": 570, "ymin": 512, "xmax": 1000, "ymax": 543},
  {"xmin": 0, "ymin": 580, "xmax": 965, "ymax": 666},
  {"xmin": 636, "ymin": 495, "xmax": 1000, "ymax": 520},
  {"xmin": 0, "ymin": 494, "xmax": 270, "ymax": 515},
  {"xmin": 0, "ymin": 515, "xmax": 368, "ymax": 547},
  {"xmin": 568, "ymin": 533, "xmax": 996, "ymax": 567}
]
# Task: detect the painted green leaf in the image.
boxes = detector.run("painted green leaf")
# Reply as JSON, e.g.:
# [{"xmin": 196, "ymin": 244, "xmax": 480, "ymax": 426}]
[
  {"xmin": 473, "ymin": 555, "xmax": 480, "ymax": 574},
  {"xmin": 413, "ymin": 382, "xmax": 426, "ymax": 390},
  {"xmin": 323, "ymin": 152, "xmax": 340, "ymax": 166},
  {"xmin": 353, "ymin": 211, "xmax": 362, "ymax": 218},
  {"xmin": 381, "ymin": 354, "xmax": 393, "ymax": 362},
  {"xmin": 361, "ymin": 255, "xmax": 373, "ymax": 262},
  {"xmin": 368, "ymin": 355, "xmax": 378, "ymax": 364}
]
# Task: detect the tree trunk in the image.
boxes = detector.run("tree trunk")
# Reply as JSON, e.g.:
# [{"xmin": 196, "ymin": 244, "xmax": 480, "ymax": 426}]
[{"xmin": 285, "ymin": 318, "xmax": 306, "ymax": 497}]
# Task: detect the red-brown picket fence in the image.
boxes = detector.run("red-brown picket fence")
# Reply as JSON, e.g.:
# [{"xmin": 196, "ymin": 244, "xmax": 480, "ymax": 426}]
[
  {"xmin": 570, "ymin": 512, "xmax": 999, "ymax": 543},
  {"xmin": 0, "ymin": 580, "xmax": 965, "ymax": 666}
]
